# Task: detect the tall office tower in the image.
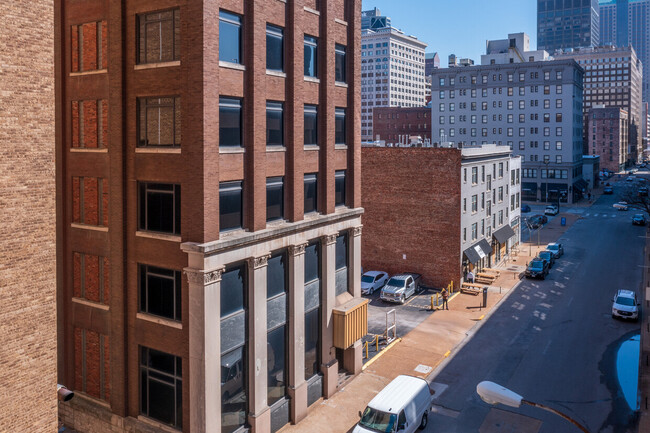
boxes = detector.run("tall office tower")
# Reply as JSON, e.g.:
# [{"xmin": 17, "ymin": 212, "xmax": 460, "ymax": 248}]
[
  {"xmin": 430, "ymin": 60, "xmax": 587, "ymax": 204},
  {"xmin": 55, "ymin": 2, "xmax": 365, "ymax": 433},
  {"xmin": 425, "ymin": 52, "xmax": 440, "ymax": 77},
  {"xmin": 361, "ymin": 7, "xmax": 391, "ymax": 30},
  {"xmin": 554, "ymin": 46, "xmax": 643, "ymax": 163},
  {"xmin": 361, "ymin": 13, "xmax": 427, "ymax": 141},
  {"xmin": 0, "ymin": 1, "xmax": 57, "ymax": 431},
  {"xmin": 600, "ymin": 0, "xmax": 650, "ymax": 107},
  {"xmin": 538, "ymin": 0, "xmax": 601, "ymax": 51}
]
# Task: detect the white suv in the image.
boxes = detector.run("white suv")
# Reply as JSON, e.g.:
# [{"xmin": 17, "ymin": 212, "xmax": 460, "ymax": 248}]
[
  {"xmin": 544, "ymin": 205, "xmax": 559, "ymax": 216},
  {"xmin": 612, "ymin": 290, "xmax": 640, "ymax": 321}
]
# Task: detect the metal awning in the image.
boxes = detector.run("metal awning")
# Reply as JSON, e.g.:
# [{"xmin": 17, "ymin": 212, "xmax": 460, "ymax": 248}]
[
  {"xmin": 574, "ymin": 179, "xmax": 588, "ymax": 190},
  {"xmin": 463, "ymin": 239, "xmax": 492, "ymax": 264},
  {"xmin": 493, "ymin": 225, "xmax": 516, "ymax": 244}
]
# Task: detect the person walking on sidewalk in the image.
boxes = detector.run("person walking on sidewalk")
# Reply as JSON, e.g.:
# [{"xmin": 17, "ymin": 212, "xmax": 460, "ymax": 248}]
[
  {"xmin": 467, "ymin": 270, "xmax": 475, "ymax": 284},
  {"xmin": 441, "ymin": 288, "xmax": 449, "ymax": 310}
]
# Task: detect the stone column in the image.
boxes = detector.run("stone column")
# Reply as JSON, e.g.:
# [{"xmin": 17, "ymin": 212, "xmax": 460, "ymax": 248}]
[
  {"xmin": 349, "ymin": 226, "xmax": 363, "ymax": 298},
  {"xmin": 320, "ymin": 233, "xmax": 338, "ymax": 398},
  {"xmin": 247, "ymin": 254, "xmax": 271, "ymax": 433},
  {"xmin": 287, "ymin": 243, "xmax": 308, "ymax": 423},
  {"xmin": 186, "ymin": 266, "xmax": 224, "ymax": 433}
]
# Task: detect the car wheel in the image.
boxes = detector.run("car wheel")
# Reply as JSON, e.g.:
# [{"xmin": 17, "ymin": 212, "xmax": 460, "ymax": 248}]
[
  {"xmin": 541, "ymin": 274, "xmax": 545, "ymax": 280},
  {"xmin": 418, "ymin": 412, "xmax": 428, "ymax": 430}
]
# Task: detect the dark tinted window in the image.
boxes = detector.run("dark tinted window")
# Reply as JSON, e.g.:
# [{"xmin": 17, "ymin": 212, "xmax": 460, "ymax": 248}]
[
  {"xmin": 335, "ymin": 234, "xmax": 348, "ymax": 270},
  {"xmin": 267, "ymin": 325, "xmax": 286, "ymax": 405},
  {"xmin": 304, "ymin": 307, "xmax": 319, "ymax": 379},
  {"xmin": 138, "ymin": 183, "xmax": 181, "ymax": 234},
  {"xmin": 267, "ymin": 253, "xmax": 287, "ymax": 299},
  {"xmin": 335, "ymin": 44, "xmax": 346, "ymax": 82},
  {"xmin": 266, "ymin": 24, "xmax": 284, "ymax": 71},
  {"xmin": 266, "ymin": 101, "xmax": 284, "ymax": 146},
  {"xmin": 335, "ymin": 170, "xmax": 346, "ymax": 206},
  {"xmin": 305, "ymin": 242, "xmax": 320, "ymax": 284},
  {"xmin": 139, "ymin": 265, "xmax": 181, "ymax": 320},
  {"xmin": 219, "ymin": 97, "xmax": 242, "ymax": 147},
  {"xmin": 335, "ymin": 108, "xmax": 346, "ymax": 145},
  {"xmin": 219, "ymin": 10, "xmax": 242, "ymax": 64},
  {"xmin": 221, "ymin": 264, "xmax": 246, "ymax": 317},
  {"xmin": 304, "ymin": 174, "xmax": 318, "ymax": 214},
  {"xmin": 266, "ymin": 177, "xmax": 284, "ymax": 222},
  {"xmin": 304, "ymin": 105, "xmax": 318, "ymax": 146},
  {"xmin": 304, "ymin": 35, "xmax": 318, "ymax": 77},
  {"xmin": 140, "ymin": 347, "xmax": 182, "ymax": 428},
  {"xmin": 137, "ymin": 9, "xmax": 180, "ymax": 64},
  {"xmin": 220, "ymin": 181, "xmax": 243, "ymax": 231}
]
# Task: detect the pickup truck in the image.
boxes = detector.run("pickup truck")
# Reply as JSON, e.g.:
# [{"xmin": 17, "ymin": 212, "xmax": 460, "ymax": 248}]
[{"xmin": 380, "ymin": 273, "xmax": 422, "ymax": 304}]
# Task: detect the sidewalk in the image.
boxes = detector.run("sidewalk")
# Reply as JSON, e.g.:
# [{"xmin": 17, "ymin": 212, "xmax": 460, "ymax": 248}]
[
  {"xmin": 637, "ymin": 225, "xmax": 650, "ymax": 432},
  {"xmin": 279, "ymin": 215, "xmax": 580, "ymax": 433}
]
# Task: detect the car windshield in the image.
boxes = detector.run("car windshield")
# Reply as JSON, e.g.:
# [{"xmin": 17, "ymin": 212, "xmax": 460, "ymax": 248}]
[
  {"xmin": 386, "ymin": 278, "xmax": 405, "ymax": 288},
  {"xmin": 529, "ymin": 261, "xmax": 544, "ymax": 270},
  {"xmin": 635, "ymin": 215, "xmax": 644, "ymax": 219},
  {"xmin": 539, "ymin": 252, "xmax": 550, "ymax": 258},
  {"xmin": 362, "ymin": 275, "xmax": 375, "ymax": 283},
  {"xmin": 359, "ymin": 407, "xmax": 397, "ymax": 433},
  {"xmin": 547, "ymin": 245, "xmax": 558, "ymax": 250},
  {"xmin": 616, "ymin": 296, "xmax": 635, "ymax": 306}
]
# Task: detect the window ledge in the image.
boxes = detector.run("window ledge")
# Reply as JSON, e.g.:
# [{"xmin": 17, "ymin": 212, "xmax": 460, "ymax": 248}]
[
  {"xmin": 70, "ymin": 147, "xmax": 108, "ymax": 153},
  {"xmin": 135, "ymin": 231, "xmax": 182, "ymax": 243},
  {"xmin": 220, "ymin": 147, "xmax": 245, "ymax": 154},
  {"xmin": 266, "ymin": 69, "xmax": 287, "ymax": 78},
  {"xmin": 335, "ymin": 144, "xmax": 348, "ymax": 150},
  {"xmin": 267, "ymin": 146, "xmax": 287, "ymax": 152},
  {"xmin": 135, "ymin": 147, "xmax": 181, "ymax": 154},
  {"xmin": 137, "ymin": 416, "xmax": 181, "ymax": 433},
  {"xmin": 335, "ymin": 81, "xmax": 349, "ymax": 88},
  {"xmin": 70, "ymin": 223, "xmax": 109, "ymax": 232},
  {"xmin": 304, "ymin": 76, "xmax": 320, "ymax": 83},
  {"xmin": 304, "ymin": 145, "xmax": 320, "ymax": 151},
  {"xmin": 334, "ymin": 18, "xmax": 348, "ymax": 26},
  {"xmin": 72, "ymin": 297, "xmax": 110, "ymax": 311},
  {"xmin": 69, "ymin": 69, "xmax": 107, "ymax": 77},
  {"xmin": 219, "ymin": 61, "xmax": 246, "ymax": 71},
  {"xmin": 137, "ymin": 313, "xmax": 182, "ymax": 329},
  {"xmin": 304, "ymin": 6, "xmax": 320, "ymax": 15},
  {"xmin": 134, "ymin": 60, "xmax": 181, "ymax": 71}
]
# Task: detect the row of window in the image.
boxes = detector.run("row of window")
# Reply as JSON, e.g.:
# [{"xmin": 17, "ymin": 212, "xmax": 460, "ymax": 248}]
[
  {"xmin": 438, "ymin": 70, "xmax": 564, "ymax": 87},
  {"xmin": 438, "ymin": 127, "xmax": 565, "ymax": 139},
  {"xmin": 438, "ymin": 85, "xmax": 564, "ymax": 99},
  {"xmin": 138, "ymin": 173, "xmax": 346, "ymax": 236},
  {"xmin": 462, "ymin": 209, "xmax": 508, "ymax": 243},
  {"xmin": 463, "ymin": 162, "xmax": 507, "ymax": 184},
  {"xmin": 439, "ymin": 112, "xmax": 563, "ymax": 125},
  {"xmin": 438, "ymin": 98, "xmax": 564, "ymax": 112}
]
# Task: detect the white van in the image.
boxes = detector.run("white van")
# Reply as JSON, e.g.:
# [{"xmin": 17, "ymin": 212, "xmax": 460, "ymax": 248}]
[{"xmin": 354, "ymin": 375, "xmax": 434, "ymax": 433}]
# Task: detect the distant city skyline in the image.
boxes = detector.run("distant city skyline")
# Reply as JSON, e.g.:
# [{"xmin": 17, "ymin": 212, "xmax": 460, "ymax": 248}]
[{"xmin": 361, "ymin": 0, "xmax": 538, "ymax": 65}]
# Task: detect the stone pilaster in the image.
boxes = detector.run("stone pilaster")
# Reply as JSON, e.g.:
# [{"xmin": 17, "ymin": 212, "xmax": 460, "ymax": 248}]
[
  {"xmin": 349, "ymin": 225, "xmax": 363, "ymax": 298},
  {"xmin": 287, "ymin": 243, "xmax": 308, "ymax": 423},
  {"xmin": 320, "ymin": 233, "xmax": 338, "ymax": 398}
]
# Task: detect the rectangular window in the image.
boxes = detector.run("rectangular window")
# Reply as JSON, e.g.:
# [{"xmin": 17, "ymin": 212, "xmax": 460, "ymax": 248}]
[
  {"xmin": 140, "ymin": 347, "xmax": 182, "ymax": 429},
  {"xmin": 266, "ymin": 101, "xmax": 284, "ymax": 146},
  {"xmin": 304, "ymin": 105, "xmax": 318, "ymax": 146},
  {"xmin": 220, "ymin": 181, "xmax": 243, "ymax": 232},
  {"xmin": 72, "ymin": 99, "xmax": 108, "ymax": 149},
  {"xmin": 220, "ymin": 97, "xmax": 243, "ymax": 148},
  {"xmin": 471, "ymin": 167, "xmax": 478, "ymax": 184},
  {"xmin": 139, "ymin": 265, "xmax": 181, "ymax": 321},
  {"xmin": 304, "ymin": 242, "xmax": 321, "ymax": 380},
  {"xmin": 304, "ymin": 35, "xmax": 318, "ymax": 77},
  {"xmin": 266, "ymin": 24, "xmax": 284, "ymax": 71},
  {"xmin": 74, "ymin": 327, "xmax": 110, "ymax": 401},
  {"xmin": 335, "ymin": 108, "xmax": 346, "ymax": 145},
  {"xmin": 304, "ymin": 174, "xmax": 318, "ymax": 214},
  {"xmin": 137, "ymin": 9, "xmax": 180, "ymax": 64},
  {"xmin": 221, "ymin": 264, "xmax": 247, "ymax": 433},
  {"xmin": 556, "ymin": 85, "xmax": 562, "ymax": 94},
  {"xmin": 471, "ymin": 223, "xmax": 477, "ymax": 240},
  {"xmin": 71, "ymin": 21, "xmax": 108, "ymax": 72},
  {"xmin": 335, "ymin": 44, "xmax": 347, "ymax": 83},
  {"xmin": 335, "ymin": 233, "xmax": 349, "ymax": 296},
  {"xmin": 138, "ymin": 97, "xmax": 181, "ymax": 147},
  {"xmin": 267, "ymin": 252, "xmax": 288, "ymax": 406},
  {"xmin": 138, "ymin": 183, "xmax": 180, "ymax": 234},
  {"xmin": 73, "ymin": 177, "xmax": 109, "ymax": 227},
  {"xmin": 219, "ymin": 10, "xmax": 242, "ymax": 64},
  {"xmin": 335, "ymin": 170, "xmax": 346, "ymax": 206},
  {"xmin": 266, "ymin": 177, "xmax": 284, "ymax": 222},
  {"xmin": 471, "ymin": 195, "xmax": 478, "ymax": 213}
]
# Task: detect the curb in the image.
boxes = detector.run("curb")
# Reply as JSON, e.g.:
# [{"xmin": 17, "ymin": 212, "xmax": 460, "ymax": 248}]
[{"xmin": 362, "ymin": 337, "xmax": 402, "ymax": 371}]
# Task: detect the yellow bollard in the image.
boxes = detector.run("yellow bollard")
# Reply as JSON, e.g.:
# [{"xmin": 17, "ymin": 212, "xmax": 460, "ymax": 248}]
[
  {"xmin": 450, "ymin": 280, "xmax": 454, "ymax": 293},
  {"xmin": 365, "ymin": 341, "xmax": 368, "ymax": 359},
  {"xmin": 376, "ymin": 336, "xmax": 379, "ymax": 352},
  {"xmin": 431, "ymin": 295, "xmax": 434, "ymax": 310},
  {"xmin": 436, "ymin": 293, "xmax": 440, "ymax": 307}
]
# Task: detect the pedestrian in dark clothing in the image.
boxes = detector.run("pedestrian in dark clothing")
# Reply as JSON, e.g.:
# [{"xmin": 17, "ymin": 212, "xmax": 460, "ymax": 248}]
[{"xmin": 441, "ymin": 288, "xmax": 449, "ymax": 310}]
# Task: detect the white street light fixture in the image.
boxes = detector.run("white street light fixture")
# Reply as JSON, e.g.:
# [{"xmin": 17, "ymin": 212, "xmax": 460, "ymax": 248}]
[{"xmin": 476, "ymin": 381, "xmax": 590, "ymax": 433}]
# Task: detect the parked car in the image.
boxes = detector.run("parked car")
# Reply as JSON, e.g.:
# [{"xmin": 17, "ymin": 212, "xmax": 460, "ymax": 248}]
[
  {"xmin": 521, "ymin": 204, "xmax": 531, "ymax": 213},
  {"xmin": 546, "ymin": 242, "xmax": 564, "ymax": 258},
  {"xmin": 626, "ymin": 176, "xmax": 636, "ymax": 182},
  {"xmin": 544, "ymin": 205, "xmax": 559, "ymax": 216},
  {"xmin": 525, "ymin": 259, "xmax": 549, "ymax": 280},
  {"xmin": 355, "ymin": 375, "xmax": 433, "ymax": 433},
  {"xmin": 612, "ymin": 290, "xmax": 640, "ymax": 321},
  {"xmin": 527, "ymin": 214, "xmax": 548, "ymax": 229},
  {"xmin": 613, "ymin": 201, "xmax": 629, "ymax": 211},
  {"xmin": 639, "ymin": 187, "xmax": 648, "ymax": 196},
  {"xmin": 361, "ymin": 271, "xmax": 389, "ymax": 295},
  {"xmin": 380, "ymin": 273, "xmax": 422, "ymax": 304},
  {"xmin": 536, "ymin": 251, "xmax": 555, "ymax": 268},
  {"xmin": 632, "ymin": 214, "xmax": 647, "ymax": 226},
  {"xmin": 603, "ymin": 186, "xmax": 614, "ymax": 195}
]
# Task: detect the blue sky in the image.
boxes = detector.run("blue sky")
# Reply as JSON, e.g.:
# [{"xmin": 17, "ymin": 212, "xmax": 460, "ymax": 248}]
[{"xmin": 361, "ymin": 0, "xmax": 538, "ymax": 64}]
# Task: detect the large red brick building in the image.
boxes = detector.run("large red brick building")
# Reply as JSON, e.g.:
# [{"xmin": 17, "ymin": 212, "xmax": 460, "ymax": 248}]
[
  {"xmin": 0, "ymin": 1, "xmax": 57, "ymax": 431},
  {"xmin": 588, "ymin": 106, "xmax": 629, "ymax": 173},
  {"xmin": 371, "ymin": 106, "xmax": 431, "ymax": 145},
  {"xmin": 55, "ymin": 1, "xmax": 364, "ymax": 432}
]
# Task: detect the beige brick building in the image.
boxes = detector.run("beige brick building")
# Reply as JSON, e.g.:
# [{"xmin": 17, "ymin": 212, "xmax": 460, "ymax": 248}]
[{"xmin": 0, "ymin": 0, "xmax": 58, "ymax": 431}]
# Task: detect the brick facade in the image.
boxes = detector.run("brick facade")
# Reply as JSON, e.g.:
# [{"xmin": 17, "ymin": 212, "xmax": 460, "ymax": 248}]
[
  {"xmin": 588, "ymin": 106, "xmax": 629, "ymax": 173},
  {"xmin": 0, "ymin": 0, "xmax": 57, "ymax": 431},
  {"xmin": 361, "ymin": 147, "xmax": 463, "ymax": 288},
  {"xmin": 372, "ymin": 106, "xmax": 431, "ymax": 145}
]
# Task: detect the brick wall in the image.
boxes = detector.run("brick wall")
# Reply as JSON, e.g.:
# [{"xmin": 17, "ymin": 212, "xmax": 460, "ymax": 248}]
[
  {"xmin": 0, "ymin": 0, "xmax": 57, "ymax": 431},
  {"xmin": 361, "ymin": 147, "xmax": 462, "ymax": 288},
  {"xmin": 372, "ymin": 107, "xmax": 431, "ymax": 144}
]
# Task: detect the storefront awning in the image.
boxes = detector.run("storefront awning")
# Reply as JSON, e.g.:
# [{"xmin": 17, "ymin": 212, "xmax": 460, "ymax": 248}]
[
  {"xmin": 463, "ymin": 239, "xmax": 493, "ymax": 264},
  {"xmin": 493, "ymin": 225, "xmax": 516, "ymax": 244},
  {"xmin": 574, "ymin": 179, "xmax": 588, "ymax": 191}
]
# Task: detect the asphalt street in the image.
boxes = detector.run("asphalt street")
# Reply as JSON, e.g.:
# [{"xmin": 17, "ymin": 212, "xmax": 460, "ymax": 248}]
[{"xmin": 425, "ymin": 178, "xmax": 645, "ymax": 432}]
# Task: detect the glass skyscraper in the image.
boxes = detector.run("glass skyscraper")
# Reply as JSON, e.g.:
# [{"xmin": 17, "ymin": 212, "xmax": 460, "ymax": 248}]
[{"xmin": 538, "ymin": 0, "xmax": 601, "ymax": 52}]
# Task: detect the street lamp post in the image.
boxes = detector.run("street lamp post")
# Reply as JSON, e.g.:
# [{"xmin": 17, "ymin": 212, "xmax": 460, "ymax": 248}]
[
  {"xmin": 543, "ymin": 160, "xmax": 550, "ymax": 203},
  {"xmin": 476, "ymin": 381, "xmax": 591, "ymax": 433}
]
